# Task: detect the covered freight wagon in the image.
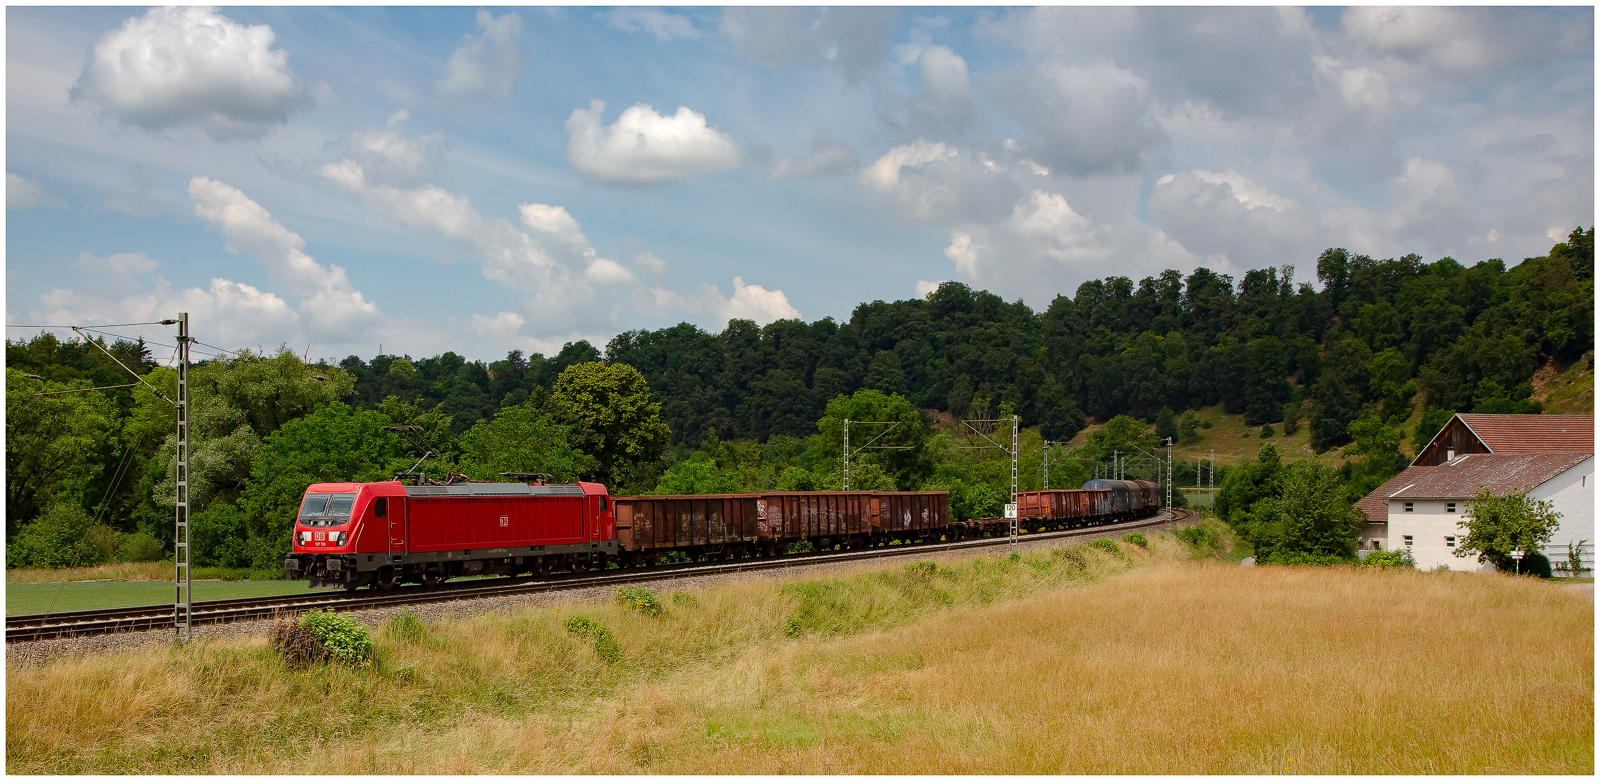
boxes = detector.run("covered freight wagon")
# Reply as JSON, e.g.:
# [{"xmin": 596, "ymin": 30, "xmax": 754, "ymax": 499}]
[{"xmin": 1080, "ymin": 479, "xmax": 1160, "ymax": 519}]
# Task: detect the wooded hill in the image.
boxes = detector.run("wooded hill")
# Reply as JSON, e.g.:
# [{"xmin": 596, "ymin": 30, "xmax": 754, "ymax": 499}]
[{"xmin": 343, "ymin": 227, "xmax": 1593, "ymax": 450}]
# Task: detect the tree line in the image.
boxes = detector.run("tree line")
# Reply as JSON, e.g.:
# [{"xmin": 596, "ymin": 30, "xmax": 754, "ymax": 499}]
[{"xmin": 7, "ymin": 229, "xmax": 1591, "ymax": 571}]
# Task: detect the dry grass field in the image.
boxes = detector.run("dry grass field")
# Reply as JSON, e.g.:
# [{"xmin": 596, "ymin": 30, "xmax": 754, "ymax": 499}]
[
  {"xmin": 7, "ymin": 531, "xmax": 1591, "ymax": 774},
  {"xmin": 5, "ymin": 561, "xmax": 179, "ymax": 584},
  {"xmin": 5, "ymin": 561, "xmax": 283, "ymax": 585}
]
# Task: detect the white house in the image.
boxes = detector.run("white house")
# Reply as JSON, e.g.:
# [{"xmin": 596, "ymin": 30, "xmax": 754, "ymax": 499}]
[{"xmin": 1357, "ymin": 414, "xmax": 1594, "ymax": 575}]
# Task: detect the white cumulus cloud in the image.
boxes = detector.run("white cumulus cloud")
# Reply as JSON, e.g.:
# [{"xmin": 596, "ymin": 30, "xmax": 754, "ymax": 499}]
[
  {"xmin": 861, "ymin": 141, "xmax": 958, "ymax": 191},
  {"xmin": 8, "ymin": 173, "xmax": 67, "ymax": 209},
  {"xmin": 436, "ymin": 9, "xmax": 525, "ymax": 98},
  {"xmin": 71, "ymin": 7, "xmax": 308, "ymax": 139},
  {"xmin": 189, "ymin": 176, "xmax": 382, "ymax": 342},
  {"xmin": 565, "ymin": 99, "xmax": 740, "ymax": 184},
  {"xmin": 642, "ymin": 277, "xmax": 800, "ymax": 329},
  {"xmin": 332, "ymin": 119, "xmax": 448, "ymax": 188},
  {"xmin": 599, "ymin": 8, "xmax": 699, "ymax": 41},
  {"xmin": 908, "ymin": 46, "xmax": 976, "ymax": 129},
  {"xmin": 23, "ymin": 258, "xmax": 299, "ymax": 352},
  {"xmin": 724, "ymin": 276, "xmax": 800, "ymax": 324}
]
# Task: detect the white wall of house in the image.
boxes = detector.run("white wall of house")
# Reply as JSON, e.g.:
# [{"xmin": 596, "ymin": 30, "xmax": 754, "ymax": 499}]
[
  {"xmin": 1360, "ymin": 521, "xmax": 1387, "ymax": 551},
  {"xmin": 1381, "ymin": 457, "xmax": 1594, "ymax": 575},
  {"xmin": 1387, "ymin": 499, "xmax": 1492, "ymax": 572},
  {"xmin": 1529, "ymin": 456, "xmax": 1594, "ymax": 576}
]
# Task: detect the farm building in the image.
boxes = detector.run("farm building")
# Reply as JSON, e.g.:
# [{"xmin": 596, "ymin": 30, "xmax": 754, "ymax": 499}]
[{"xmin": 1357, "ymin": 414, "xmax": 1594, "ymax": 574}]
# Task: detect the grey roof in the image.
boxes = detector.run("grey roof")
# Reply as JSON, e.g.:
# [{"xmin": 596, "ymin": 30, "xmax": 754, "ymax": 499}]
[
  {"xmin": 405, "ymin": 483, "xmax": 585, "ymax": 497},
  {"xmin": 1379, "ymin": 452, "xmax": 1591, "ymax": 504},
  {"xmin": 1355, "ymin": 470, "xmax": 1417, "ymax": 523}
]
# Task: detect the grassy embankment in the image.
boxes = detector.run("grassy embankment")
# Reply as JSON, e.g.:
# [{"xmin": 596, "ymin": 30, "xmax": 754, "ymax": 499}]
[
  {"xmin": 7, "ymin": 524, "xmax": 1592, "ymax": 774},
  {"xmin": 1532, "ymin": 351, "xmax": 1595, "ymax": 416}
]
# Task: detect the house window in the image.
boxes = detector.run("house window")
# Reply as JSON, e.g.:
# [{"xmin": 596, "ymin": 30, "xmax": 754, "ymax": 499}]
[
  {"xmin": 1446, "ymin": 536, "xmax": 1456, "ymax": 548},
  {"xmin": 1403, "ymin": 535, "xmax": 1413, "ymax": 547},
  {"xmin": 1446, "ymin": 502, "xmax": 1456, "ymax": 513},
  {"xmin": 1373, "ymin": 540, "xmax": 1381, "ymax": 550},
  {"xmin": 1403, "ymin": 502, "xmax": 1414, "ymax": 512}
]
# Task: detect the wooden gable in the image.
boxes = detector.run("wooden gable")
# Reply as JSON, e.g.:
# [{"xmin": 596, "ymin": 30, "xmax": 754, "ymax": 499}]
[{"xmin": 1412, "ymin": 416, "xmax": 1490, "ymax": 466}]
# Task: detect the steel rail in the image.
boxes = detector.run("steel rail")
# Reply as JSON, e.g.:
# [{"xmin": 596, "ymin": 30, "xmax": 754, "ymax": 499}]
[{"xmin": 8, "ymin": 511, "xmax": 1189, "ymax": 643}]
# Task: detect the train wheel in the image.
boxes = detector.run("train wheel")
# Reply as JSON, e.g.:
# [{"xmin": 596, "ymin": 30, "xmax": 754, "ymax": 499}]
[
  {"xmin": 421, "ymin": 569, "xmax": 440, "ymax": 588},
  {"xmin": 375, "ymin": 567, "xmax": 398, "ymax": 591},
  {"xmin": 570, "ymin": 556, "xmax": 589, "ymax": 574}
]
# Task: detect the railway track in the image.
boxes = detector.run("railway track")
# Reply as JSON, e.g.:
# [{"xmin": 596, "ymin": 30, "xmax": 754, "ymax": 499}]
[{"xmin": 8, "ymin": 510, "xmax": 1190, "ymax": 643}]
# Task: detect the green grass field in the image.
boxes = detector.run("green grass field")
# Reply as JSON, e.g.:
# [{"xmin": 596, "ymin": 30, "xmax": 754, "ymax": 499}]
[{"xmin": 6, "ymin": 579, "xmax": 314, "ymax": 616}]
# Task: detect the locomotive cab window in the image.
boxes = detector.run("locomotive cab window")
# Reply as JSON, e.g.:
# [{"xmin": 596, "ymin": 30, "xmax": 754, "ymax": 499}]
[
  {"xmin": 373, "ymin": 497, "xmax": 387, "ymax": 518},
  {"xmin": 298, "ymin": 493, "xmax": 358, "ymax": 527},
  {"xmin": 600, "ymin": 495, "xmax": 609, "ymax": 512}
]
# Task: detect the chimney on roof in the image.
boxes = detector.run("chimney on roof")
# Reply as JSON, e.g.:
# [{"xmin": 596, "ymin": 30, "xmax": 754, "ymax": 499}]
[{"xmin": 1446, "ymin": 449, "xmax": 1455, "ymax": 462}]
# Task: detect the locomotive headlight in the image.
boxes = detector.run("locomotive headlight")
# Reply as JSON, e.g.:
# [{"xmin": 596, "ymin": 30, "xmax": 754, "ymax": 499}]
[
  {"xmin": 334, "ymin": 531, "xmax": 347, "ymax": 545},
  {"xmin": 298, "ymin": 531, "xmax": 311, "ymax": 544}
]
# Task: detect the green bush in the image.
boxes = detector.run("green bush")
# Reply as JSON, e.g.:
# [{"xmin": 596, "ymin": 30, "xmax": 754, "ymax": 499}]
[
  {"xmin": 7, "ymin": 504, "xmax": 123, "ymax": 569},
  {"xmin": 1174, "ymin": 524, "xmax": 1218, "ymax": 550},
  {"xmin": 298, "ymin": 609, "xmax": 374, "ymax": 667},
  {"xmin": 1257, "ymin": 550, "xmax": 1348, "ymax": 567},
  {"xmin": 1360, "ymin": 549, "xmax": 1415, "ymax": 569},
  {"xmin": 80, "ymin": 525, "xmax": 123, "ymax": 565},
  {"xmin": 190, "ymin": 504, "xmax": 252, "ymax": 568},
  {"xmin": 905, "ymin": 560, "xmax": 938, "ymax": 579},
  {"xmin": 1090, "ymin": 538, "xmax": 1124, "ymax": 558},
  {"xmin": 1122, "ymin": 532, "xmax": 1148, "ymax": 548},
  {"xmin": 117, "ymin": 532, "xmax": 166, "ymax": 563},
  {"xmin": 384, "ymin": 608, "xmax": 427, "ymax": 642},
  {"xmin": 613, "ymin": 586, "xmax": 663, "ymax": 616},
  {"xmin": 564, "ymin": 615, "xmax": 621, "ymax": 662}
]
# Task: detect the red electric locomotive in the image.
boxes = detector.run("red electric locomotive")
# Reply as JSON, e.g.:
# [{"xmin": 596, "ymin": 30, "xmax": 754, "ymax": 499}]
[{"xmin": 284, "ymin": 479, "xmax": 616, "ymax": 590}]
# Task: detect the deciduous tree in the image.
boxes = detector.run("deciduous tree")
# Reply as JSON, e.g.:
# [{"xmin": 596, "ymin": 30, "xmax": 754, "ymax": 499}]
[{"xmin": 1457, "ymin": 488, "xmax": 1562, "ymax": 571}]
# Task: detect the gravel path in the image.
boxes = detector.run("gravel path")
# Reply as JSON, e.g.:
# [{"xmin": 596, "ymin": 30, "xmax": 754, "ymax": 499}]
[{"xmin": 6, "ymin": 516, "xmax": 1181, "ymax": 668}]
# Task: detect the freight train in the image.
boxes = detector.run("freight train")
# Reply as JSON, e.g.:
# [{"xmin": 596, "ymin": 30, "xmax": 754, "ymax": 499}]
[{"xmin": 284, "ymin": 477, "xmax": 1162, "ymax": 590}]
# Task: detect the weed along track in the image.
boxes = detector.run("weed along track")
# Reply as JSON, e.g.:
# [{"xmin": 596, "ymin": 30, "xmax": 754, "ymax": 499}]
[{"xmin": 6, "ymin": 511, "xmax": 1186, "ymax": 644}]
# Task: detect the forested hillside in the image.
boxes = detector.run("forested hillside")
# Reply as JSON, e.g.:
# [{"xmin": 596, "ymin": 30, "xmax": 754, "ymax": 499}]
[
  {"xmin": 7, "ymin": 229, "xmax": 1592, "ymax": 573},
  {"xmin": 346, "ymin": 227, "xmax": 1592, "ymax": 451}
]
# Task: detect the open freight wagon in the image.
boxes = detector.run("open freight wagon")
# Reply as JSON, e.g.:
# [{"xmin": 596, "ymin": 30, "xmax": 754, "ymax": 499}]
[{"xmin": 613, "ymin": 490, "xmax": 951, "ymax": 563}]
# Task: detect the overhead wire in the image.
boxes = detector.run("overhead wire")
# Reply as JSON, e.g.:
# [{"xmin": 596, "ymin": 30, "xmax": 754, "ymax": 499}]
[
  {"xmin": 191, "ymin": 340, "xmax": 246, "ymax": 358},
  {"xmin": 7, "ymin": 320, "xmax": 172, "ymax": 329},
  {"xmin": 26, "ymin": 382, "xmax": 140, "ymax": 397}
]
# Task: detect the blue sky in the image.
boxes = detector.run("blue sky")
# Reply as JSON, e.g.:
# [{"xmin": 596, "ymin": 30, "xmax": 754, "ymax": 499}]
[{"xmin": 6, "ymin": 6, "xmax": 1593, "ymax": 363}]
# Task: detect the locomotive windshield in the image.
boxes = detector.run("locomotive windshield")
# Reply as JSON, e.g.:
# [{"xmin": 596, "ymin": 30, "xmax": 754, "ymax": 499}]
[{"xmin": 298, "ymin": 493, "xmax": 358, "ymax": 527}]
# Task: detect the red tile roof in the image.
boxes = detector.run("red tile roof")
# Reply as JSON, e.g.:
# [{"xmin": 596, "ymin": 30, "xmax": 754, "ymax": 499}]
[
  {"xmin": 1456, "ymin": 414, "xmax": 1594, "ymax": 453},
  {"xmin": 1380, "ymin": 452, "xmax": 1591, "ymax": 502}
]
